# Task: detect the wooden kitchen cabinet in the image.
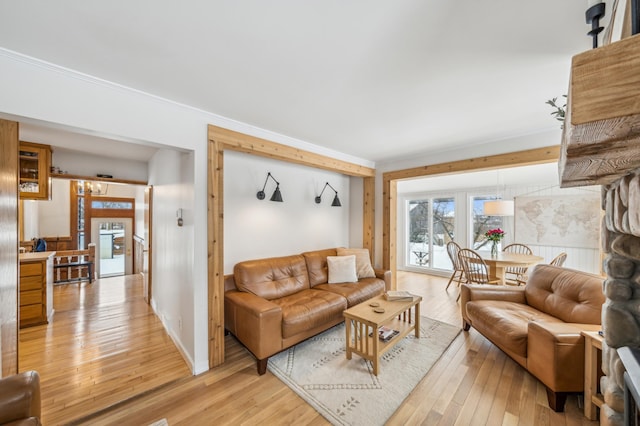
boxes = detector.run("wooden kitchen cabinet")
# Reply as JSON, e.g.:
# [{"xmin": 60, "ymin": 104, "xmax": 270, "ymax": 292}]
[
  {"xmin": 19, "ymin": 141, "xmax": 51, "ymax": 200},
  {"xmin": 19, "ymin": 251, "xmax": 55, "ymax": 328}
]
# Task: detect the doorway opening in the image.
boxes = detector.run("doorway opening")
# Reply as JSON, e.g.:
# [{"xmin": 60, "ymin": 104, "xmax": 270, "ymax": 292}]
[{"xmin": 92, "ymin": 219, "xmax": 132, "ymax": 277}]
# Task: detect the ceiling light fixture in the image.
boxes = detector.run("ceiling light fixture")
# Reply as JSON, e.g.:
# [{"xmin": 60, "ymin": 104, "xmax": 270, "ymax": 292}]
[
  {"xmin": 256, "ymin": 172, "xmax": 283, "ymax": 202},
  {"xmin": 483, "ymin": 171, "xmax": 513, "ymax": 216},
  {"xmin": 315, "ymin": 182, "xmax": 341, "ymax": 207},
  {"xmin": 86, "ymin": 181, "xmax": 107, "ymax": 196}
]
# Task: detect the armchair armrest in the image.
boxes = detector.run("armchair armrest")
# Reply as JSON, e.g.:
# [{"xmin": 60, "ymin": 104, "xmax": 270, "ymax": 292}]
[
  {"xmin": 224, "ymin": 290, "xmax": 283, "ymax": 360},
  {"xmin": 0, "ymin": 370, "xmax": 41, "ymax": 425},
  {"xmin": 527, "ymin": 321, "xmax": 601, "ymax": 393},
  {"xmin": 374, "ymin": 269, "xmax": 392, "ymax": 291}
]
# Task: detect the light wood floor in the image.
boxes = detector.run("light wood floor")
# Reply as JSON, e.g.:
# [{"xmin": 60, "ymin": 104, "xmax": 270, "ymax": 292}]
[
  {"xmin": 30, "ymin": 272, "xmax": 599, "ymax": 425},
  {"xmin": 18, "ymin": 274, "xmax": 191, "ymax": 425}
]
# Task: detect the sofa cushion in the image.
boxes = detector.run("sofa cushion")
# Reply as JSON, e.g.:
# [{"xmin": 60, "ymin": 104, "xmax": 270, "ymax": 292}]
[
  {"xmin": 234, "ymin": 254, "xmax": 310, "ymax": 300},
  {"xmin": 302, "ymin": 248, "xmax": 338, "ymax": 286},
  {"xmin": 525, "ymin": 264, "xmax": 604, "ymax": 324},
  {"xmin": 337, "ymin": 247, "xmax": 376, "ymax": 279},
  {"xmin": 315, "ymin": 277, "xmax": 385, "ymax": 307},
  {"xmin": 271, "ymin": 289, "xmax": 347, "ymax": 338},
  {"xmin": 327, "ymin": 255, "xmax": 358, "ymax": 283},
  {"xmin": 465, "ymin": 300, "xmax": 562, "ymax": 357}
]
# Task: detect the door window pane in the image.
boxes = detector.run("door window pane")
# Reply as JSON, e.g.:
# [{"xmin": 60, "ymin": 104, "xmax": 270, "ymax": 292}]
[
  {"xmin": 408, "ymin": 200, "xmax": 429, "ymax": 267},
  {"xmin": 472, "ymin": 195, "xmax": 504, "ymax": 250},
  {"xmin": 432, "ymin": 197, "xmax": 455, "ymax": 269},
  {"xmin": 407, "ymin": 197, "xmax": 456, "ymax": 269}
]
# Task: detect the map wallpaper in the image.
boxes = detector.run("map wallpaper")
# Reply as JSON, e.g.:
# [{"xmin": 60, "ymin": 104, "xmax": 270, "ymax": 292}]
[{"xmin": 514, "ymin": 194, "xmax": 601, "ymax": 249}]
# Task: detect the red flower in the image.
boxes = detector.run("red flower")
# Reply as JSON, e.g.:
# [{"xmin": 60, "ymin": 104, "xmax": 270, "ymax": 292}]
[{"xmin": 485, "ymin": 228, "xmax": 505, "ymax": 242}]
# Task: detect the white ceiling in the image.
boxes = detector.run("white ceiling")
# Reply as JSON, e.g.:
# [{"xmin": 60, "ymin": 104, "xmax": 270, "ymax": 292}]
[{"xmin": 0, "ymin": 1, "xmax": 591, "ymax": 163}]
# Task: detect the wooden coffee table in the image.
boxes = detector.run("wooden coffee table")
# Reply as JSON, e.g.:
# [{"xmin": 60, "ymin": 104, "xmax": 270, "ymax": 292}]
[{"xmin": 343, "ymin": 294, "xmax": 422, "ymax": 375}]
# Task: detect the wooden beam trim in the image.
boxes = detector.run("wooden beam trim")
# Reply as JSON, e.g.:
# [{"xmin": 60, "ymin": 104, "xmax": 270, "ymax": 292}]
[
  {"xmin": 362, "ymin": 176, "xmax": 374, "ymax": 255},
  {"xmin": 208, "ymin": 125, "xmax": 374, "ymax": 178},
  {"xmin": 207, "ymin": 124, "xmax": 376, "ymax": 368},
  {"xmin": 208, "ymin": 138, "xmax": 225, "ymax": 368},
  {"xmin": 382, "ymin": 145, "xmax": 560, "ymax": 279},
  {"xmin": 383, "ymin": 146, "xmax": 560, "ymax": 182}
]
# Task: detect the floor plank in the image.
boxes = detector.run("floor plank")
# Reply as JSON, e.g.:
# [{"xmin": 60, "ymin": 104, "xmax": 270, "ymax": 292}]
[
  {"xmin": 32, "ymin": 272, "xmax": 600, "ymax": 425},
  {"xmin": 18, "ymin": 275, "xmax": 191, "ymax": 425}
]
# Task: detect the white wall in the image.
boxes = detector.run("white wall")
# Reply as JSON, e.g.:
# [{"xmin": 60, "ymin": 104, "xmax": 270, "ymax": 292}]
[
  {"xmin": 224, "ymin": 151, "xmax": 351, "ymax": 272},
  {"xmin": 21, "ymin": 200, "xmax": 39, "ymax": 240},
  {"xmin": 37, "ymin": 179, "xmax": 70, "ymax": 238},
  {"xmin": 0, "ymin": 49, "xmax": 373, "ymax": 374},
  {"xmin": 148, "ymin": 149, "xmax": 196, "ymax": 370}
]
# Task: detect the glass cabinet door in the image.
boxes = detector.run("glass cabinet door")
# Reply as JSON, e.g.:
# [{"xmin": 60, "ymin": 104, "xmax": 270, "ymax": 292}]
[{"xmin": 19, "ymin": 142, "xmax": 51, "ymax": 200}]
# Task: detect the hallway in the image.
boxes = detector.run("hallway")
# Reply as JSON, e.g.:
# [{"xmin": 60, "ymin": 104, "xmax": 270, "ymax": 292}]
[{"xmin": 18, "ymin": 274, "xmax": 191, "ymax": 425}]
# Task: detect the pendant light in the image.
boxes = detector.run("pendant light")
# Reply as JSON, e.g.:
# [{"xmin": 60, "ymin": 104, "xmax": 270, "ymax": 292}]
[{"xmin": 483, "ymin": 170, "xmax": 513, "ymax": 216}]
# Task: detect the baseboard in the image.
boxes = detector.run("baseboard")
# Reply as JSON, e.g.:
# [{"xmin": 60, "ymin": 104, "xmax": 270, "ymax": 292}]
[{"xmin": 150, "ymin": 301, "xmax": 196, "ymax": 374}]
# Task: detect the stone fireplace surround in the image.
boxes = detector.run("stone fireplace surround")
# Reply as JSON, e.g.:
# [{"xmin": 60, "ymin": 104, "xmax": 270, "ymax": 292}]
[
  {"xmin": 560, "ymin": 31, "xmax": 640, "ymax": 425},
  {"xmin": 600, "ymin": 174, "xmax": 640, "ymax": 425}
]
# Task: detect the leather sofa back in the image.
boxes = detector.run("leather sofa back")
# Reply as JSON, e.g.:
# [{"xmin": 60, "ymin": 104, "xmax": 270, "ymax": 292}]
[
  {"xmin": 302, "ymin": 248, "xmax": 337, "ymax": 286},
  {"xmin": 525, "ymin": 264, "xmax": 604, "ymax": 324},
  {"xmin": 234, "ymin": 254, "xmax": 310, "ymax": 300}
]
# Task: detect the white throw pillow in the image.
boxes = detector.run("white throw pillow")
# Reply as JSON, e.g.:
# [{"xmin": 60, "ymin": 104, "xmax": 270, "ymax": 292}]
[
  {"xmin": 337, "ymin": 247, "xmax": 376, "ymax": 279},
  {"xmin": 327, "ymin": 255, "xmax": 358, "ymax": 284}
]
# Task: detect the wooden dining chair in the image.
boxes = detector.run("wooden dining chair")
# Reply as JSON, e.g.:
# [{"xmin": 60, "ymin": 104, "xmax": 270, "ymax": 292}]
[
  {"xmin": 549, "ymin": 252, "xmax": 567, "ymax": 267},
  {"xmin": 458, "ymin": 248, "xmax": 500, "ymax": 286},
  {"xmin": 445, "ymin": 241, "xmax": 465, "ymax": 294},
  {"xmin": 502, "ymin": 243, "xmax": 533, "ymax": 285}
]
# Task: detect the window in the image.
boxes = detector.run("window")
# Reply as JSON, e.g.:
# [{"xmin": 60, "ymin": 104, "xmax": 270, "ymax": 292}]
[
  {"xmin": 407, "ymin": 197, "xmax": 455, "ymax": 269},
  {"xmin": 471, "ymin": 195, "xmax": 504, "ymax": 250}
]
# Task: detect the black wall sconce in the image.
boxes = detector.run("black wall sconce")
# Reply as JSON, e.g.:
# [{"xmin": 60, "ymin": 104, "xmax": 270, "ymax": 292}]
[
  {"xmin": 315, "ymin": 182, "xmax": 341, "ymax": 207},
  {"xmin": 256, "ymin": 172, "xmax": 283, "ymax": 202},
  {"xmin": 586, "ymin": 1, "xmax": 605, "ymax": 48}
]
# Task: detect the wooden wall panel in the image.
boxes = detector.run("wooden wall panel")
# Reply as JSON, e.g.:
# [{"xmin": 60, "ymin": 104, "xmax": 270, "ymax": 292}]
[
  {"xmin": 0, "ymin": 119, "xmax": 19, "ymax": 376},
  {"xmin": 208, "ymin": 138, "xmax": 225, "ymax": 368},
  {"xmin": 362, "ymin": 177, "xmax": 374, "ymax": 258}
]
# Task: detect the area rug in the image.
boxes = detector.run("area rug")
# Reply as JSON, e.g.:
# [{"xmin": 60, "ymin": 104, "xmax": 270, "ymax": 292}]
[{"xmin": 267, "ymin": 317, "xmax": 460, "ymax": 426}]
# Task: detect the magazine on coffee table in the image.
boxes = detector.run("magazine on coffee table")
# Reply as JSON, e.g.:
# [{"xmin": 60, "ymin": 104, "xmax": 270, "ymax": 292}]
[
  {"xmin": 377, "ymin": 326, "xmax": 400, "ymax": 342},
  {"xmin": 384, "ymin": 290, "xmax": 415, "ymax": 301}
]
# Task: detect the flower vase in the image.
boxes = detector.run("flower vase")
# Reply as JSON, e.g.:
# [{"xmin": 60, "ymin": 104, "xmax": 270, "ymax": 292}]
[{"xmin": 491, "ymin": 240, "xmax": 499, "ymax": 257}]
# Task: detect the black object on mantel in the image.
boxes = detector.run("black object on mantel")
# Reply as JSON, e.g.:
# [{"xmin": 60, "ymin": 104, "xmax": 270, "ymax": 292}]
[
  {"xmin": 586, "ymin": 2, "xmax": 606, "ymax": 49},
  {"xmin": 96, "ymin": 174, "xmax": 113, "ymax": 179},
  {"xmin": 634, "ymin": 0, "xmax": 640, "ymax": 35}
]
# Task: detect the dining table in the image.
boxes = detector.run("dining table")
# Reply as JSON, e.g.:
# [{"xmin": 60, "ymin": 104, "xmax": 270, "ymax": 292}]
[{"xmin": 478, "ymin": 251, "xmax": 544, "ymax": 285}]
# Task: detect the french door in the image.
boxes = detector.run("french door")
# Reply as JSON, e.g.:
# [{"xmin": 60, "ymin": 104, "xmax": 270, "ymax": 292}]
[
  {"xmin": 406, "ymin": 197, "xmax": 455, "ymax": 270},
  {"xmin": 90, "ymin": 218, "xmax": 133, "ymax": 278}
]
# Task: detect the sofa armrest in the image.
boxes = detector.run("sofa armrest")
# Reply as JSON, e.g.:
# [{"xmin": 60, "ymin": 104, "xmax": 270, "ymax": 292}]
[
  {"xmin": 224, "ymin": 290, "xmax": 283, "ymax": 360},
  {"xmin": 527, "ymin": 321, "xmax": 601, "ymax": 393},
  {"xmin": 374, "ymin": 269, "xmax": 392, "ymax": 291},
  {"xmin": 460, "ymin": 284, "xmax": 526, "ymax": 325},
  {"xmin": 0, "ymin": 371, "xmax": 41, "ymax": 425}
]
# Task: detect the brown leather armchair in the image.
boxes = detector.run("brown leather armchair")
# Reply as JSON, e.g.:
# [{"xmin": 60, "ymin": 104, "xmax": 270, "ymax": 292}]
[
  {"xmin": 460, "ymin": 264, "xmax": 605, "ymax": 412},
  {"xmin": 0, "ymin": 371, "xmax": 41, "ymax": 425}
]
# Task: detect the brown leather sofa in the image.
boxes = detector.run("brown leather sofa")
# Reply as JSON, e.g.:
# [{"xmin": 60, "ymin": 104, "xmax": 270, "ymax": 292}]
[
  {"xmin": 460, "ymin": 264, "xmax": 604, "ymax": 412},
  {"xmin": 0, "ymin": 370, "xmax": 41, "ymax": 425},
  {"xmin": 224, "ymin": 248, "xmax": 390, "ymax": 374}
]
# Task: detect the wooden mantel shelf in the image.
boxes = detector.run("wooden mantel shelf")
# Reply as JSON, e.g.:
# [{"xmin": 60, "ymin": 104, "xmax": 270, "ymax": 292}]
[
  {"xmin": 51, "ymin": 173, "xmax": 147, "ymax": 186},
  {"xmin": 560, "ymin": 33, "xmax": 640, "ymax": 188}
]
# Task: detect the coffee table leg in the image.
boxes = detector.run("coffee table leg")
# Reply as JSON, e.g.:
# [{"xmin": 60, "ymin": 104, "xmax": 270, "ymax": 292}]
[
  {"xmin": 345, "ymin": 319, "xmax": 352, "ymax": 359},
  {"xmin": 415, "ymin": 303, "xmax": 421, "ymax": 338},
  {"xmin": 373, "ymin": 333, "xmax": 379, "ymax": 375}
]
